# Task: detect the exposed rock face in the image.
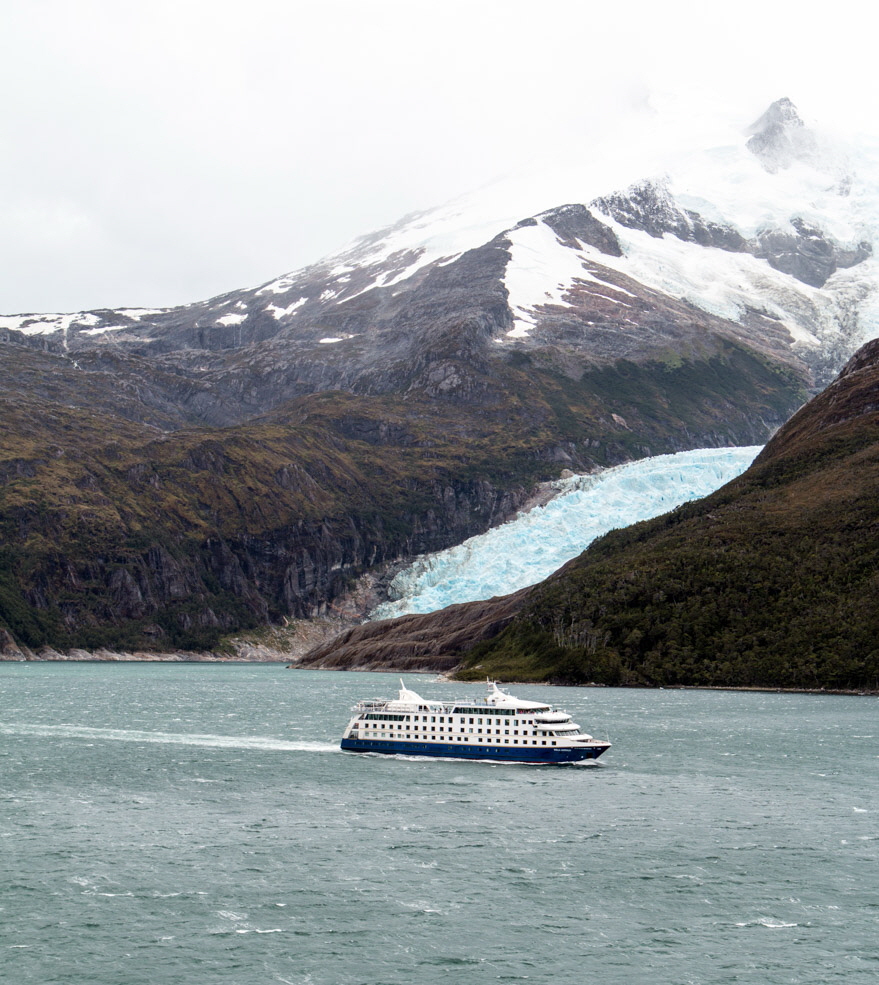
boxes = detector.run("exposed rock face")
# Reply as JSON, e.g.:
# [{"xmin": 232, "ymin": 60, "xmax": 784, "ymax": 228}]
[
  {"xmin": 592, "ymin": 178, "xmax": 871, "ymax": 290},
  {"xmin": 0, "ymin": 628, "xmax": 25, "ymax": 659},
  {"xmin": 592, "ymin": 181, "xmax": 748, "ymax": 253},
  {"xmin": 746, "ymin": 97, "xmax": 817, "ymax": 172},
  {"xmin": 537, "ymin": 204, "xmax": 623, "ymax": 256},
  {"xmin": 754, "ymin": 218, "xmax": 871, "ymax": 288},
  {"xmin": 297, "ymin": 590, "xmax": 529, "ymax": 672}
]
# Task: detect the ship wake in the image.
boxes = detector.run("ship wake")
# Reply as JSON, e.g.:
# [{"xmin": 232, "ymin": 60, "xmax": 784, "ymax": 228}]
[{"xmin": 0, "ymin": 722, "xmax": 339, "ymax": 753}]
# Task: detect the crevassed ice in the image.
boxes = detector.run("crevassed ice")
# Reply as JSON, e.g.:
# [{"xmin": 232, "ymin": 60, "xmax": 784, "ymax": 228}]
[{"xmin": 369, "ymin": 446, "xmax": 762, "ymax": 620}]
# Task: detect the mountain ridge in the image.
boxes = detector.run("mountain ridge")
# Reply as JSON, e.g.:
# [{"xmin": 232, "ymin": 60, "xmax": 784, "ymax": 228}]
[{"xmin": 1, "ymin": 98, "xmax": 877, "ymax": 660}]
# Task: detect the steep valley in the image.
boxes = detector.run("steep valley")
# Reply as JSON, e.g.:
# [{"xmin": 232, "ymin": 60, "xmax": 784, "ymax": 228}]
[
  {"xmin": 0, "ymin": 337, "xmax": 800, "ymax": 655},
  {"xmin": 2, "ymin": 98, "xmax": 877, "ymax": 672}
]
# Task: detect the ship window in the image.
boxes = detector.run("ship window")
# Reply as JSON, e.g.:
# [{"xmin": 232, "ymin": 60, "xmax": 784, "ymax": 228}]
[
  {"xmin": 552, "ymin": 741, "xmax": 556, "ymax": 746},
  {"xmin": 469, "ymin": 718, "xmax": 474, "ymax": 724},
  {"xmin": 513, "ymin": 739, "xmax": 518, "ymax": 744},
  {"xmin": 504, "ymin": 729, "xmax": 509, "ymax": 734}
]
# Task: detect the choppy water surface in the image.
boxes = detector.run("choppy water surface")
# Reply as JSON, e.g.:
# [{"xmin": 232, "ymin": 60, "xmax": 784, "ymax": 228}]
[{"xmin": 2, "ymin": 664, "xmax": 877, "ymax": 985}]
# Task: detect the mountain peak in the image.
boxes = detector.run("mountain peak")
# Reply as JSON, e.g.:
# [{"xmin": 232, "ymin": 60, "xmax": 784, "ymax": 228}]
[
  {"xmin": 747, "ymin": 96, "xmax": 804, "ymax": 134},
  {"xmin": 746, "ymin": 97, "xmax": 817, "ymax": 172}
]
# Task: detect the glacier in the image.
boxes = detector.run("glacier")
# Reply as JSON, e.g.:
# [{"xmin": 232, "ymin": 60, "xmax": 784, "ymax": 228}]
[{"xmin": 370, "ymin": 446, "xmax": 762, "ymax": 620}]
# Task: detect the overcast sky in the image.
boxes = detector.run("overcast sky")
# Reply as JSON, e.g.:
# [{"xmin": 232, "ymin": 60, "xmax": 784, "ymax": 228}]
[{"xmin": 2, "ymin": 0, "xmax": 876, "ymax": 315}]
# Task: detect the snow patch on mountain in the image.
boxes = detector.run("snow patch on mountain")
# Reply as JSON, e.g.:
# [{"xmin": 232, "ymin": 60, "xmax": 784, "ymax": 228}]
[
  {"xmin": 599, "ymin": 215, "xmax": 875, "ymax": 351},
  {"xmin": 672, "ymin": 144, "xmax": 867, "ymax": 245},
  {"xmin": 0, "ymin": 312, "xmax": 101, "ymax": 336},
  {"xmin": 117, "ymin": 308, "xmax": 166, "ymax": 321},
  {"xmin": 256, "ymin": 274, "xmax": 299, "ymax": 296},
  {"xmin": 265, "ymin": 297, "xmax": 307, "ymax": 319},
  {"xmin": 504, "ymin": 222, "xmax": 602, "ymax": 337},
  {"xmin": 81, "ymin": 325, "xmax": 127, "ymax": 336},
  {"xmin": 604, "ymin": 220, "xmax": 819, "ymax": 329},
  {"xmin": 370, "ymin": 445, "xmax": 762, "ymax": 620},
  {"xmin": 0, "ymin": 307, "xmax": 168, "ymax": 337},
  {"xmin": 327, "ymin": 173, "xmax": 624, "ymax": 305}
]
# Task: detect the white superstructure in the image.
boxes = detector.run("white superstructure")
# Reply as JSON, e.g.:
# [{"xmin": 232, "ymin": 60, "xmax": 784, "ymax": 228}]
[{"xmin": 341, "ymin": 680, "xmax": 610, "ymax": 763}]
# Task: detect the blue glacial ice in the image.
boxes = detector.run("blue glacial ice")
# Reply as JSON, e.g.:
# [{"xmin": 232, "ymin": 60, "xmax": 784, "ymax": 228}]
[{"xmin": 370, "ymin": 445, "xmax": 762, "ymax": 620}]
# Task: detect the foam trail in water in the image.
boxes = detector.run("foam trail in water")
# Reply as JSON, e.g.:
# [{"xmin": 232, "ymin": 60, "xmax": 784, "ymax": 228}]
[{"xmin": 0, "ymin": 723, "xmax": 338, "ymax": 753}]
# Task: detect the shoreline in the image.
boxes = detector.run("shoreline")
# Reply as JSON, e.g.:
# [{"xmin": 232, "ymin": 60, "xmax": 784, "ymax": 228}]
[{"xmin": 3, "ymin": 651, "xmax": 876, "ymax": 696}]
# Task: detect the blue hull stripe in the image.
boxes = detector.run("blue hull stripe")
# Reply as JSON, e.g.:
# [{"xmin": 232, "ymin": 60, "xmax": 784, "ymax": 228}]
[{"xmin": 340, "ymin": 737, "xmax": 608, "ymax": 763}]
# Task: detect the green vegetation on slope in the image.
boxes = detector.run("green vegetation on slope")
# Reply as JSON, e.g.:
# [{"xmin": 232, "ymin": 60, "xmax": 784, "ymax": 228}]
[{"xmin": 457, "ymin": 350, "xmax": 879, "ymax": 691}]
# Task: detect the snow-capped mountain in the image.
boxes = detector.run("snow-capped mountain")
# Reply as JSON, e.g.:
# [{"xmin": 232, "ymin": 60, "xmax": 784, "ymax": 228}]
[
  {"xmin": 2, "ymin": 98, "xmax": 875, "ymax": 402},
  {"xmin": 2, "ymin": 98, "xmax": 877, "ymax": 656}
]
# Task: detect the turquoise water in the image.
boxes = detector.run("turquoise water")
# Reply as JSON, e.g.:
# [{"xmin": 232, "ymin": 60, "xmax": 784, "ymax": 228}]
[{"xmin": 2, "ymin": 663, "xmax": 877, "ymax": 985}]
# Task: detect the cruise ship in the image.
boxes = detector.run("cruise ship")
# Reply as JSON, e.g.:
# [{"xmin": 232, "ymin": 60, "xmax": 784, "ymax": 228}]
[{"xmin": 340, "ymin": 680, "xmax": 610, "ymax": 763}]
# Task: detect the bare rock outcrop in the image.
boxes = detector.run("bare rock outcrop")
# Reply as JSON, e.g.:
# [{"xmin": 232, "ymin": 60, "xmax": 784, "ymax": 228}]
[{"xmin": 297, "ymin": 588, "xmax": 529, "ymax": 672}]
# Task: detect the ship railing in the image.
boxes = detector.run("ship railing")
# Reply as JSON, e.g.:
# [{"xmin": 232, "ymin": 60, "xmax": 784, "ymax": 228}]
[{"xmin": 353, "ymin": 699, "xmax": 390, "ymax": 712}]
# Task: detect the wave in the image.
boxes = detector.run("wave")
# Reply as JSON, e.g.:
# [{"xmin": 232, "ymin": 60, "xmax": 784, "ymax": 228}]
[
  {"xmin": 0, "ymin": 722, "xmax": 338, "ymax": 753},
  {"xmin": 735, "ymin": 917, "xmax": 799, "ymax": 929}
]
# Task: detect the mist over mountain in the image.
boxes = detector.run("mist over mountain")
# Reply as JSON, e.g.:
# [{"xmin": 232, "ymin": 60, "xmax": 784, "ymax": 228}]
[{"xmin": 1, "ymin": 98, "xmax": 877, "ymax": 665}]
